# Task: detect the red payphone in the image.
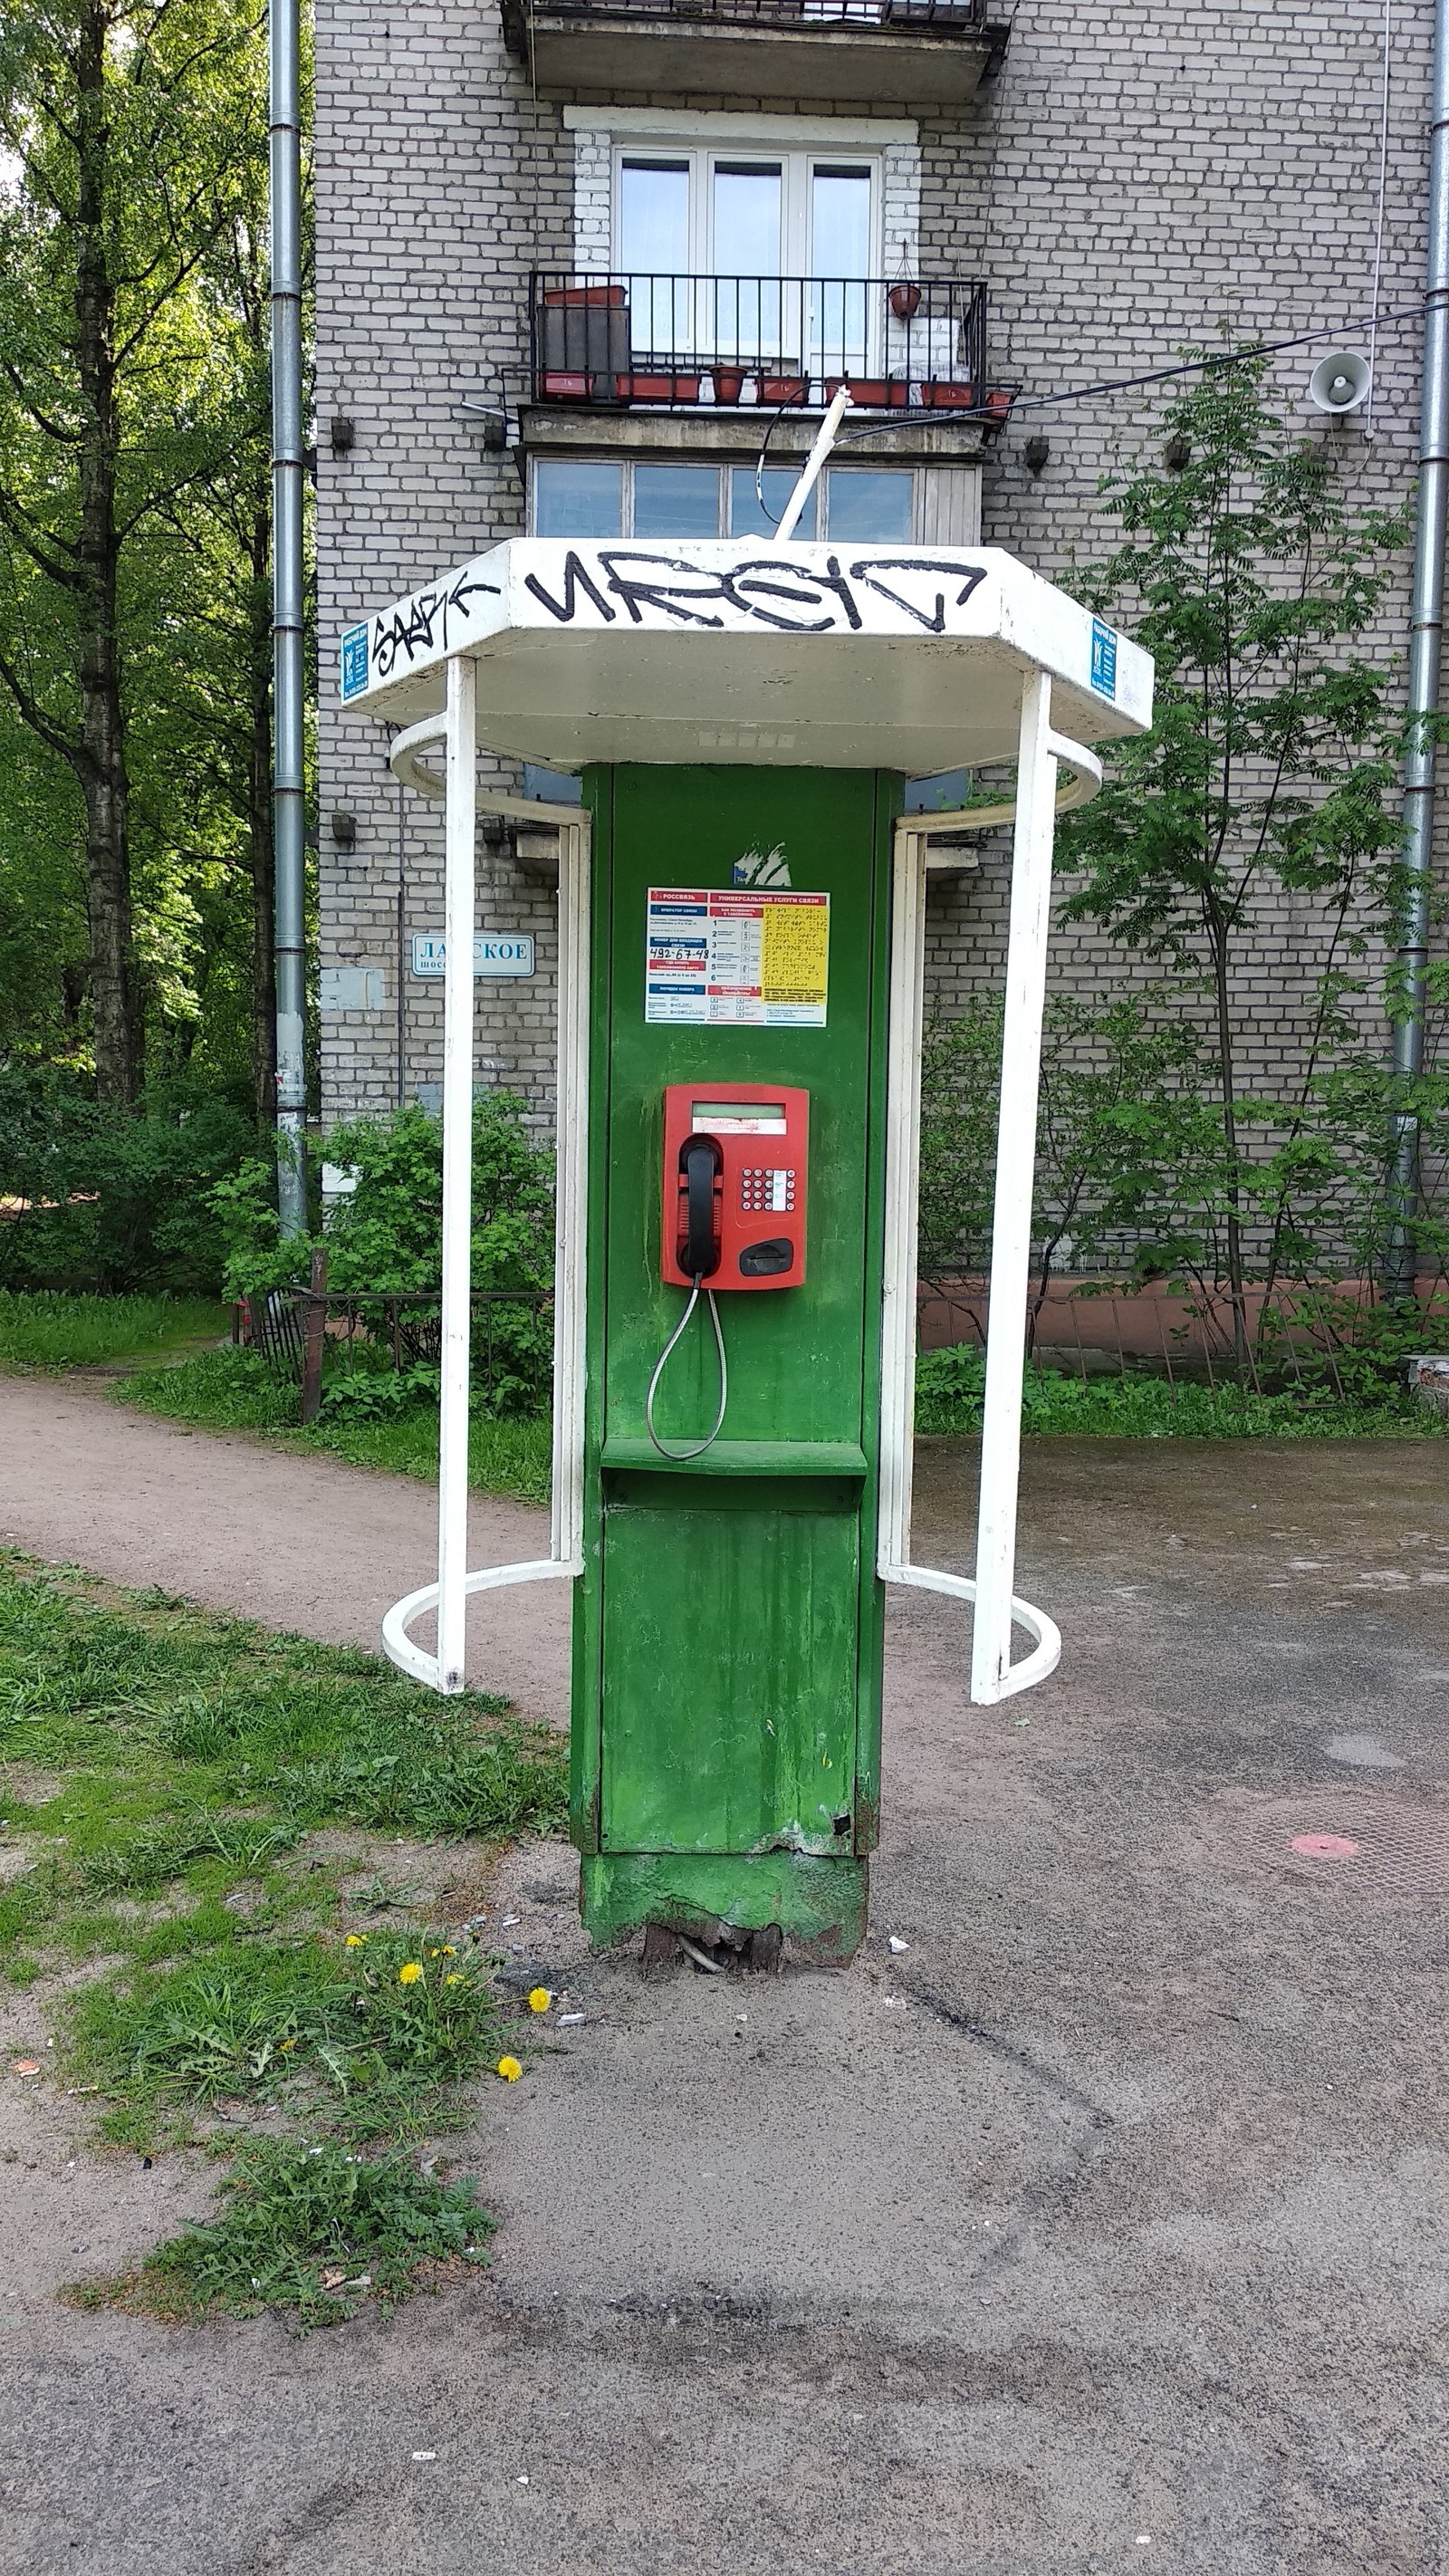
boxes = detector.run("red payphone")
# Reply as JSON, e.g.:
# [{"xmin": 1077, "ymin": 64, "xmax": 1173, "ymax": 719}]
[
  {"xmin": 647, "ymin": 1083, "xmax": 808, "ymax": 1459},
  {"xmin": 660, "ymin": 1082, "xmax": 809, "ymax": 1291}
]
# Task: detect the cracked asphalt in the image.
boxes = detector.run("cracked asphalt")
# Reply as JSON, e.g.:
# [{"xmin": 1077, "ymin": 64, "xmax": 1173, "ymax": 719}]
[{"xmin": 0, "ymin": 1382, "xmax": 1445, "ymax": 2573}]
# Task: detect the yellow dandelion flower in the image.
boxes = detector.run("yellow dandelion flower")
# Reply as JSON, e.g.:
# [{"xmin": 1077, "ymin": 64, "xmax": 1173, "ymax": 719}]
[
  {"xmin": 527, "ymin": 1987, "xmax": 552, "ymax": 2014},
  {"xmin": 446, "ymin": 1973, "xmax": 464, "ymax": 1987},
  {"xmin": 398, "ymin": 1961, "xmax": 424, "ymax": 1985},
  {"xmin": 280, "ymin": 2038, "xmax": 296, "ymax": 2052},
  {"xmin": 495, "ymin": 2055, "xmax": 523, "ymax": 2082},
  {"xmin": 344, "ymin": 1933, "xmax": 366, "ymax": 1948},
  {"xmin": 429, "ymin": 1947, "xmax": 440, "ymax": 1958},
  {"xmin": 441, "ymin": 1945, "xmax": 457, "ymax": 1956}
]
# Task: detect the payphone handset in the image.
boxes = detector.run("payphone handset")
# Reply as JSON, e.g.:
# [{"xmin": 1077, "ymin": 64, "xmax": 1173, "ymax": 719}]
[{"xmin": 661, "ymin": 1084, "xmax": 809, "ymax": 1293}]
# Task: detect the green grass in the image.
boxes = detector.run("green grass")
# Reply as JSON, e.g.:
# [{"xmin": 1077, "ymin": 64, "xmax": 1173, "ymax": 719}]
[
  {"xmin": 116, "ymin": 1341, "xmax": 1441, "ymax": 1497},
  {"xmin": 914, "ymin": 1344, "xmax": 1447, "ymax": 1439},
  {"xmin": 0, "ymin": 1555, "xmax": 562, "ymax": 1850},
  {"xmin": 0, "ymin": 1289, "xmax": 226, "ymax": 1370},
  {"xmin": 69, "ymin": 1921, "xmax": 503, "ymax": 2145},
  {"xmin": 115, "ymin": 1347, "xmax": 552, "ymax": 1503},
  {"xmin": 0, "ymin": 1554, "xmax": 565, "ymax": 2321},
  {"xmin": 73, "ymin": 2136, "xmax": 494, "ymax": 2327}
]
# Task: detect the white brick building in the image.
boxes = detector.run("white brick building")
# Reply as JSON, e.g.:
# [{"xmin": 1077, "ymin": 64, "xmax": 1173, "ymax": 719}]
[{"xmin": 315, "ymin": 0, "xmax": 1436, "ymax": 1132}]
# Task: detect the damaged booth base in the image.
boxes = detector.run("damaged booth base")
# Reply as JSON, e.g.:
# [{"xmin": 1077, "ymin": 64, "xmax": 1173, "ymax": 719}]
[{"xmin": 340, "ymin": 536, "xmax": 1153, "ymax": 1965}]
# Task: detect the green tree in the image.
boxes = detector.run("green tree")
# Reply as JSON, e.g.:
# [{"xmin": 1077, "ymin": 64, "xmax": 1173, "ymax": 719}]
[
  {"xmin": 918, "ymin": 991, "xmax": 1223, "ymax": 1341},
  {"xmin": 1057, "ymin": 354, "xmax": 1406, "ymax": 1357},
  {"xmin": 0, "ymin": 0, "xmax": 269, "ymax": 1103}
]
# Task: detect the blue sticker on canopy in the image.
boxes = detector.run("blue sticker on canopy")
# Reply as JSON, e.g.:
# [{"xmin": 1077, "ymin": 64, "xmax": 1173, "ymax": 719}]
[
  {"xmin": 1089, "ymin": 619, "xmax": 1118, "ymax": 699},
  {"xmin": 340, "ymin": 624, "xmax": 369, "ymax": 700}
]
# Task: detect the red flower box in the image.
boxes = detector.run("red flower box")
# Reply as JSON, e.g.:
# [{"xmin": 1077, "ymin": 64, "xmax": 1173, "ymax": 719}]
[
  {"xmin": 759, "ymin": 373, "xmax": 808, "ymax": 405},
  {"xmin": 542, "ymin": 284, "xmax": 628, "ymax": 307},
  {"xmin": 825, "ymin": 377, "xmax": 909, "ymax": 410},
  {"xmin": 623, "ymin": 371, "xmax": 701, "ymax": 402},
  {"xmin": 540, "ymin": 370, "xmax": 592, "ymax": 400},
  {"xmin": 918, "ymin": 380, "xmax": 977, "ymax": 410}
]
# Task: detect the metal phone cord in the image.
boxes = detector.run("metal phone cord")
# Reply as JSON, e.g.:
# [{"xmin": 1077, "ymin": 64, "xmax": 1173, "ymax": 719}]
[{"xmin": 645, "ymin": 1277, "xmax": 728, "ymax": 1461}]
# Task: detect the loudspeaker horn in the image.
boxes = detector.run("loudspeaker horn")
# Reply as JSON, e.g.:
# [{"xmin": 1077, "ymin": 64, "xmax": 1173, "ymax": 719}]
[{"xmin": 1309, "ymin": 350, "xmax": 1371, "ymax": 415}]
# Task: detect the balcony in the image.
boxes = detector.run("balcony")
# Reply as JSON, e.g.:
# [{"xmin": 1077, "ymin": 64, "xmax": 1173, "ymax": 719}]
[
  {"xmin": 529, "ymin": 272, "xmax": 994, "ymax": 418},
  {"xmin": 499, "ymin": 0, "xmax": 1007, "ymax": 110}
]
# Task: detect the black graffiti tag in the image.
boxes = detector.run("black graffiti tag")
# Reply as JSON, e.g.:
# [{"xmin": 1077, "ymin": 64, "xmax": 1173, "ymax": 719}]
[
  {"xmin": 370, "ymin": 568, "xmax": 500, "ymax": 678},
  {"xmin": 595, "ymin": 553, "xmax": 728, "ymax": 628},
  {"xmin": 719, "ymin": 555, "xmax": 863, "ymax": 634},
  {"xmin": 521, "ymin": 547, "xmax": 989, "ymax": 638},
  {"xmin": 523, "ymin": 552, "xmax": 617, "ymax": 625},
  {"xmin": 846, "ymin": 556, "xmax": 989, "ymax": 632}
]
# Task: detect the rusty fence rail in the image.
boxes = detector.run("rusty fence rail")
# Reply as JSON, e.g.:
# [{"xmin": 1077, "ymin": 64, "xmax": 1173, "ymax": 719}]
[
  {"xmin": 235, "ymin": 1263, "xmax": 1449, "ymax": 1427},
  {"xmin": 234, "ymin": 1252, "xmax": 552, "ymax": 1425}
]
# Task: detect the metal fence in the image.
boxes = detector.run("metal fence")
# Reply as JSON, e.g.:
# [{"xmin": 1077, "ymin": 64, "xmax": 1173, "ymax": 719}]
[
  {"xmin": 530, "ymin": 272, "xmax": 989, "ymax": 412},
  {"xmin": 524, "ymin": 0, "xmax": 988, "ymax": 23},
  {"xmin": 234, "ymin": 1282, "xmax": 552, "ymax": 1423}
]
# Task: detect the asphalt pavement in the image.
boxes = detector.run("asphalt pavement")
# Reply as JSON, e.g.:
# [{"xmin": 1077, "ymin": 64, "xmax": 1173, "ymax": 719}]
[{"xmin": 0, "ymin": 1385, "xmax": 1445, "ymax": 2573}]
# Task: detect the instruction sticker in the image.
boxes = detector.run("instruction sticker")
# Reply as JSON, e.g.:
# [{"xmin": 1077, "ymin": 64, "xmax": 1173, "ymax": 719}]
[
  {"xmin": 646, "ymin": 888, "xmax": 830, "ymax": 1028},
  {"xmin": 340, "ymin": 623, "xmax": 369, "ymax": 700}
]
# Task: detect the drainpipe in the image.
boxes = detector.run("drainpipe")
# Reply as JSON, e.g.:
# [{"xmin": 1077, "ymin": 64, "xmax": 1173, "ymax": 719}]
[
  {"xmin": 271, "ymin": 0, "xmax": 308, "ymax": 1235},
  {"xmin": 1387, "ymin": 0, "xmax": 1449, "ymax": 1304}
]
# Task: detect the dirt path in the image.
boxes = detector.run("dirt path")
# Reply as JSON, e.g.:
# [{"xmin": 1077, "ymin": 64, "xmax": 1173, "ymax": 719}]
[{"xmin": 0, "ymin": 1373, "xmax": 568, "ymax": 1720}]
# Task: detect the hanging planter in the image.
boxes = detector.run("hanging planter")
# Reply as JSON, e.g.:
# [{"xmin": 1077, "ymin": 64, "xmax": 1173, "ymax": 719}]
[{"xmin": 888, "ymin": 281, "xmax": 922, "ymax": 322}]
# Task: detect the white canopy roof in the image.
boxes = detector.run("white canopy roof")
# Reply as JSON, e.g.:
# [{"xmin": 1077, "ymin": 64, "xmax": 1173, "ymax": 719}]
[{"xmin": 338, "ymin": 538, "xmax": 1153, "ymax": 772}]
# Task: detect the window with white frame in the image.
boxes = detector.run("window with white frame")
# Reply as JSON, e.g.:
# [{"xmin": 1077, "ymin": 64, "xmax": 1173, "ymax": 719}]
[
  {"xmin": 617, "ymin": 146, "xmax": 881, "ymax": 373},
  {"xmin": 530, "ymin": 456, "xmax": 915, "ymax": 542},
  {"xmin": 617, "ymin": 149, "xmax": 878, "ymax": 277}
]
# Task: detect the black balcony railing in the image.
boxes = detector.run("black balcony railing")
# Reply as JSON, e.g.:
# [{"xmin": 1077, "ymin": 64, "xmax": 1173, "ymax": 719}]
[
  {"xmin": 537, "ymin": 0, "xmax": 983, "ymax": 22},
  {"xmin": 504, "ymin": 0, "xmax": 988, "ymax": 42},
  {"xmin": 529, "ymin": 273, "xmax": 990, "ymax": 414}
]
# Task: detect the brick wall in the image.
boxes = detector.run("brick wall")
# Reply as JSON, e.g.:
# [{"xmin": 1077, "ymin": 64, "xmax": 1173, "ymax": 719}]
[{"xmin": 315, "ymin": 0, "xmax": 1440, "ymax": 1138}]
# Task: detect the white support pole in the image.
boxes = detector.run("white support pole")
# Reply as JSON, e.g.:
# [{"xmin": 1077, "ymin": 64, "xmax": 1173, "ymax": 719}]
[
  {"xmin": 772, "ymin": 385, "xmax": 850, "ymax": 544},
  {"xmin": 436, "ymin": 655, "xmax": 477, "ymax": 1693},
  {"xmin": 877, "ymin": 723, "xmax": 1099, "ymax": 1704},
  {"xmin": 970, "ymin": 669, "xmax": 1059, "ymax": 1704},
  {"xmin": 877, "ymin": 803, "xmax": 1062, "ymax": 1700},
  {"xmin": 379, "ymin": 739, "xmax": 589, "ymax": 1693},
  {"xmin": 550, "ymin": 810, "xmax": 590, "ymax": 1570},
  {"xmin": 878, "ymin": 818, "xmax": 928, "ymax": 1580}
]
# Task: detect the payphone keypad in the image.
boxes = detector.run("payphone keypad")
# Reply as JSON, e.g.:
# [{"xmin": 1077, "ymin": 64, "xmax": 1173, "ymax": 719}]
[{"xmin": 740, "ymin": 1168, "xmax": 795, "ymax": 1215}]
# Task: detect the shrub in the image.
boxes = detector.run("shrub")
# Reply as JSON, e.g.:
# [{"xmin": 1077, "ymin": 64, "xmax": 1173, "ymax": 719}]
[
  {"xmin": 215, "ymin": 1095, "xmax": 555, "ymax": 1416},
  {"xmin": 0, "ymin": 1066, "xmax": 257, "ymax": 1293}
]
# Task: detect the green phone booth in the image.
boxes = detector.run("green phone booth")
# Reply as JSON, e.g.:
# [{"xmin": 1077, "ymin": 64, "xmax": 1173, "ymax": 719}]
[{"xmin": 342, "ymin": 536, "xmax": 1152, "ymax": 1964}]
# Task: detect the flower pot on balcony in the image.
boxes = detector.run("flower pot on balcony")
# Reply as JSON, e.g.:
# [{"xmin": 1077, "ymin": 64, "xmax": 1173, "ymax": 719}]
[
  {"xmin": 888, "ymin": 281, "xmax": 922, "ymax": 322},
  {"xmin": 918, "ymin": 380, "xmax": 977, "ymax": 410},
  {"xmin": 540, "ymin": 370, "xmax": 592, "ymax": 401},
  {"xmin": 829, "ymin": 377, "xmax": 909, "ymax": 410},
  {"xmin": 711, "ymin": 367, "xmax": 749, "ymax": 405},
  {"xmin": 759, "ymin": 373, "xmax": 808, "ymax": 406},
  {"xmin": 623, "ymin": 371, "xmax": 702, "ymax": 403}
]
